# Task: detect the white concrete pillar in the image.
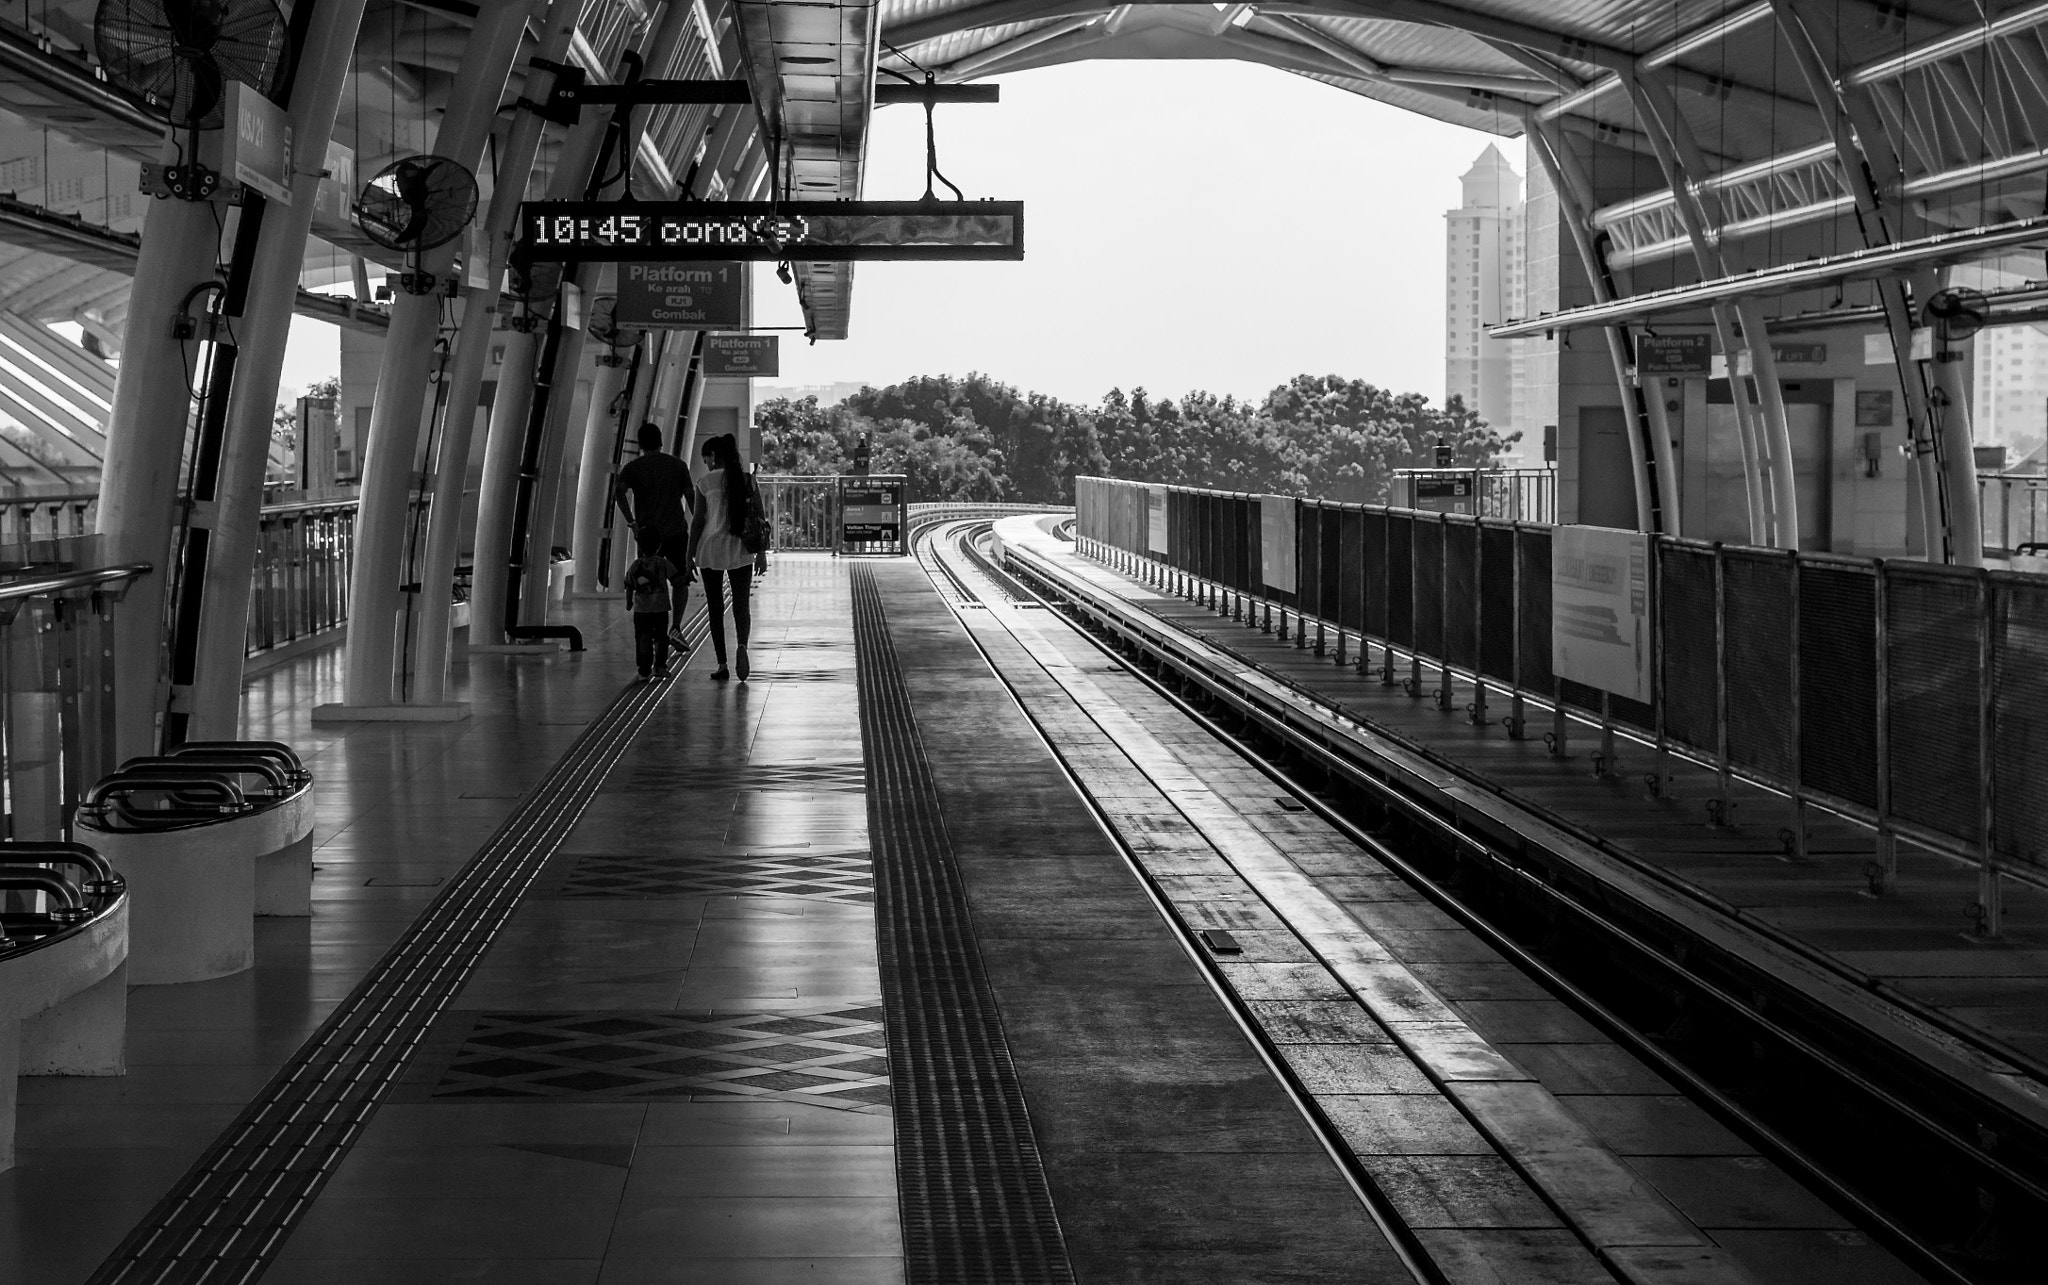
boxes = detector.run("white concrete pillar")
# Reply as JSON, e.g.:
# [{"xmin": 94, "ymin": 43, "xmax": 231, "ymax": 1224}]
[
  {"xmin": 330, "ymin": 0, "xmax": 530, "ymax": 717},
  {"xmin": 185, "ymin": 0, "xmax": 373, "ymax": 740},
  {"xmin": 407, "ymin": 0, "xmax": 582, "ymax": 691},
  {"xmin": 97, "ymin": 192, "xmax": 224, "ymax": 762}
]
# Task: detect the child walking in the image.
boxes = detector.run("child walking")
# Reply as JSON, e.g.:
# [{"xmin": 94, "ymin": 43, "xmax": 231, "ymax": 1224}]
[{"xmin": 624, "ymin": 532, "xmax": 680, "ymax": 680}]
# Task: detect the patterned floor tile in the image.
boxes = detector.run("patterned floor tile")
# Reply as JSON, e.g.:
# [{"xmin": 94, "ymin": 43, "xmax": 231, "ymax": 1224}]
[
  {"xmin": 546, "ymin": 850, "xmax": 874, "ymax": 903},
  {"xmin": 430, "ymin": 1010, "xmax": 890, "ymax": 1108}
]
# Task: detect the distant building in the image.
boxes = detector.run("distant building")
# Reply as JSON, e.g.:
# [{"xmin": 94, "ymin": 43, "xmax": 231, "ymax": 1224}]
[
  {"xmin": 1972, "ymin": 323, "xmax": 2048, "ymax": 466},
  {"xmin": 757, "ymin": 381, "xmax": 870, "ymax": 407},
  {"xmin": 1444, "ymin": 145, "xmax": 1528, "ymax": 448}
]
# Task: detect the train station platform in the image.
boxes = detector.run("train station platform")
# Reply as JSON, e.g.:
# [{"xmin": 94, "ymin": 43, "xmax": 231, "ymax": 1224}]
[{"xmin": 0, "ymin": 531, "xmax": 1997, "ymax": 1284}]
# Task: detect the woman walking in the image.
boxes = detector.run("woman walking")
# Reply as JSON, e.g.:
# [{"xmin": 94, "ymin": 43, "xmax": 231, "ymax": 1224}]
[{"xmin": 692, "ymin": 433, "xmax": 763, "ymax": 681}]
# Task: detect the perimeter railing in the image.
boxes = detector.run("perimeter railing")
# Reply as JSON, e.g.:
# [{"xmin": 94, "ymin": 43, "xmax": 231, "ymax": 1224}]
[
  {"xmin": 0, "ymin": 551, "xmax": 151, "ymax": 838},
  {"xmin": 246, "ymin": 495, "xmax": 358, "ymax": 658},
  {"xmin": 1980, "ymin": 472, "xmax": 2048, "ymax": 558},
  {"xmin": 1075, "ymin": 475, "xmax": 2048, "ymax": 937},
  {"xmin": 0, "ymin": 489, "xmax": 97, "ymax": 546}
]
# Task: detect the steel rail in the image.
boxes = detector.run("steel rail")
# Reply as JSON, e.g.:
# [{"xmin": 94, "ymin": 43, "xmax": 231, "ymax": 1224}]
[
  {"xmin": 910, "ymin": 519, "xmax": 1444, "ymax": 1285},
  {"xmin": 1001, "ymin": 530, "xmax": 2023, "ymax": 1285}
]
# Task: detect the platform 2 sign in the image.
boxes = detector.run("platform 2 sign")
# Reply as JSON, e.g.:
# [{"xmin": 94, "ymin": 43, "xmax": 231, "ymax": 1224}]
[
  {"xmin": 1635, "ymin": 334, "xmax": 1710, "ymax": 375},
  {"xmin": 704, "ymin": 334, "xmax": 778, "ymax": 377},
  {"xmin": 615, "ymin": 262, "xmax": 743, "ymax": 328},
  {"xmin": 1551, "ymin": 525, "xmax": 1653, "ymax": 705},
  {"xmin": 518, "ymin": 200, "xmax": 1024, "ymax": 261}
]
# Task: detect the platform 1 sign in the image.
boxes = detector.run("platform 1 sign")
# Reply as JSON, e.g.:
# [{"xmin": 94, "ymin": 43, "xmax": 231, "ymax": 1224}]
[
  {"xmin": 616, "ymin": 262, "xmax": 743, "ymax": 328},
  {"xmin": 704, "ymin": 334, "xmax": 778, "ymax": 376},
  {"xmin": 518, "ymin": 200, "xmax": 1024, "ymax": 261},
  {"xmin": 1551, "ymin": 525, "xmax": 1652, "ymax": 705},
  {"xmin": 1260, "ymin": 495, "xmax": 1297, "ymax": 594}
]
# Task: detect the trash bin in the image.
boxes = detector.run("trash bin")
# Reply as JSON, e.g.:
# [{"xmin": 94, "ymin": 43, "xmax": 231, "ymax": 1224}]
[{"xmin": 75, "ymin": 741, "xmax": 313, "ymax": 984}]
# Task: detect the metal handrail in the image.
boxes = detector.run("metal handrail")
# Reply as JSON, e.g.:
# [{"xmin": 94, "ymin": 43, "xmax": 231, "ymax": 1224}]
[
  {"xmin": 0, "ymin": 840, "xmax": 117, "ymax": 892},
  {"xmin": 122, "ymin": 755, "xmax": 290, "ymax": 794},
  {"xmin": 81, "ymin": 771, "xmax": 247, "ymax": 811},
  {"xmin": 0, "ymin": 561, "xmax": 150, "ymax": 602},
  {"xmin": 0, "ymin": 865, "xmax": 85, "ymax": 914}
]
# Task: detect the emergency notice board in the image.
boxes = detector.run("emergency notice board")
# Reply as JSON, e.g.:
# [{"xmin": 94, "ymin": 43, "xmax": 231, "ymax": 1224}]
[
  {"xmin": 838, "ymin": 475, "xmax": 907, "ymax": 555},
  {"xmin": 1551, "ymin": 524, "xmax": 1653, "ymax": 704}
]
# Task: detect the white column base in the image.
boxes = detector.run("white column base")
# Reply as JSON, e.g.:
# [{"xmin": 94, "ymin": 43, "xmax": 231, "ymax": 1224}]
[
  {"xmin": 463, "ymin": 643, "xmax": 564, "ymax": 655},
  {"xmin": 311, "ymin": 702, "xmax": 473, "ymax": 723}
]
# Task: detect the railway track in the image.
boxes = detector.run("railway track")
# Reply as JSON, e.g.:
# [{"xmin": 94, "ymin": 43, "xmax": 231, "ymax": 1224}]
[{"xmin": 909, "ymin": 513, "xmax": 2037, "ymax": 1285}]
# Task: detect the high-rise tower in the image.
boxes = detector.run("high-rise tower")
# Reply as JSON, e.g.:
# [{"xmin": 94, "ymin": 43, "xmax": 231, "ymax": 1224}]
[{"xmin": 1445, "ymin": 145, "xmax": 1526, "ymax": 441}]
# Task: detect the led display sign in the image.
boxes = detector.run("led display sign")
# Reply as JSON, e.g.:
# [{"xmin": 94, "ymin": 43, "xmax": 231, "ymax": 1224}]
[{"xmin": 517, "ymin": 200, "xmax": 1024, "ymax": 261}]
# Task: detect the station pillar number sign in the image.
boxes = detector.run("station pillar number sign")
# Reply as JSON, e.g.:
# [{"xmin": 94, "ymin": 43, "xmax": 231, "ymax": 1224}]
[{"xmin": 838, "ymin": 476, "xmax": 907, "ymax": 556}]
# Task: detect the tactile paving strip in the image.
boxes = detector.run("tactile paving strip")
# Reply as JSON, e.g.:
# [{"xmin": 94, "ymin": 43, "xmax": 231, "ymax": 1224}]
[
  {"xmin": 547, "ymin": 850, "xmax": 875, "ymax": 902},
  {"xmin": 428, "ymin": 1008, "xmax": 890, "ymax": 1106},
  {"xmin": 850, "ymin": 566, "xmax": 1076, "ymax": 1285},
  {"xmin": 85, "ymin": 616, "xmax": 706, "ymax": 1285}
]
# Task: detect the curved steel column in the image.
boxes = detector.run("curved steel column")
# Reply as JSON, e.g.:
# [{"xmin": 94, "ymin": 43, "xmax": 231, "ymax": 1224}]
[
  {"xmin": 97, "ymin": 190, "xmax": 225, "ymax": 761},
  {"xmin": 338, "ymin": 0, "xmax": 530, "ymax": 709},
  {"xmin": 408, "ymin": 0, "xmax": 583, "ymax": 694},
  {"xmin": 1524, "ymin": 116, "xmax": 1658, "ymax": 533},
  {"xmin": 570, "ymin": 306, "xmax": 634, "ymax": 596},
  {"xmin": 466, "ymin": 326, "xmax": 539, "ymax": 646},
  {"xmin": 187, "ymin": 0, "xmax": 373, "ymax": 738}
]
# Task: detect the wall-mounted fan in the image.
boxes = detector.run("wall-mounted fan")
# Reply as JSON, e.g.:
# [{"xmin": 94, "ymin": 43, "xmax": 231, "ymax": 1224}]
[
  {"xmin": 354, "ymin": 155, "xmax": 479, "ymax": 294},
  {"xmin": 94, "ymin": 0, "xmax": 291, "ymax": 200},
  {"xmin": 585, "ymin": 296, "xmax": 644, "ymax": 365},
  {"xmin": 503, "ymin": 256, "xmax": 563, "ymax": 333},
  {"xmin": 1922, "ymin": 287, "xmax": 1988, "ymax": 347}
]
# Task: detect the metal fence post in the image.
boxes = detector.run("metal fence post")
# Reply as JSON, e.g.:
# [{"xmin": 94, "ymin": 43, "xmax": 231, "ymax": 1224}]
[
  {"xmin": 1872, "ymin": 563, "xmax": 1896, "ymax": 892},
  {"xmin": 1977, "ymin": 570, "xmax": 2001, "ymax": 936},
  {"xmin": 1507, "ymin": 519, "xmax": 1526, "ymax": 738},
  {"xmin": 1436, "ymin": 515, "xmax": 1453, "ymax": 712},
  {"xmin": 1708, "ymin": 544, "xmax": 1732, "ymax": 823},
  {"xmin": 1470, "ymin": 520, "xmax": 1488, "ymax": 728},
  {"xmin": 1649, "ymin": 536, "xmax": 1670, "ymax": 795},
  {"xmin": 1787, "ymin": 549, "xmax": 1807, "ymax": 861}
]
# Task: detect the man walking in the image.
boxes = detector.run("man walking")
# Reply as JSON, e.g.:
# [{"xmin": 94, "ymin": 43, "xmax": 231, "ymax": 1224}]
[{"xmin": 614, "ymin": 423, "xmax": 694, "ymax": 650}]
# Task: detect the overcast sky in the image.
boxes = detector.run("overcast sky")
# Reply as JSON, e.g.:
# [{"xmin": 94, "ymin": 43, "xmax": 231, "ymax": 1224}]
[{"xmin": 283, "ymin": 59, "xmax": 1525, "ymax": 409}]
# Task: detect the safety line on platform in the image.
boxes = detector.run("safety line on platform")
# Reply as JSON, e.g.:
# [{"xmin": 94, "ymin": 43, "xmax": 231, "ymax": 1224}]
[
  {"xmin": 848, "ymin": 565, "xmax": 1076, "ymax": 1285},
  {"xmin": 86, "ymin": 612, "xmax": 709, "ymax": 1285}
]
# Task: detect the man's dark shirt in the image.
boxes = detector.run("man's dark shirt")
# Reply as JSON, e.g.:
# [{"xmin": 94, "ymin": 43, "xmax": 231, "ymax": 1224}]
[{"xmin": 617, "ymin": 451, "xmax": 692, "ymax": 532}]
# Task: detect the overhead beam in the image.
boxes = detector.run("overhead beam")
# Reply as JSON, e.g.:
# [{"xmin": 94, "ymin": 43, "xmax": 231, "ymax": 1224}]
[{"xmin": 1488, "ymin": 214, "xmax": 2048, "ymax": 335}]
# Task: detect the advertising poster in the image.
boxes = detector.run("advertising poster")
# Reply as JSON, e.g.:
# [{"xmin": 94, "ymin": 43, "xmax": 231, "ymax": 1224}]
[
  {"xmin": 1551, "ymin": 524, "xmax": 1653, "ymax": 704},
  {"xmin": 1147, "ymin": 485, "xmax": 1168, "ymax": 555},
  {"xmin": 1260, "ymin": 495, "xmax": 1297, "ymax": 594}
]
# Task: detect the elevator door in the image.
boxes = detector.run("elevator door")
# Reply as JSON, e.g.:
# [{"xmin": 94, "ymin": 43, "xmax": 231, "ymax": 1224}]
[{"xmin": 1702, "ymin": 401, "xmax": 1832, "ymax": 550}]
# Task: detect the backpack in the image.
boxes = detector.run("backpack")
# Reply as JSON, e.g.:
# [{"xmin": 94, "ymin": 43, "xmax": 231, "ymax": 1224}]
[{"xmin": 739, "ymin": 478, "xmax": 768, "ymax": 555}]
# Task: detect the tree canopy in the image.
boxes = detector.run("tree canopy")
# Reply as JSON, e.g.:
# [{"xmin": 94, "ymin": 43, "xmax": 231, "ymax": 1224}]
[{"xmin": 755, "ymin": 372, "xmax": 1516, "ymax": 505}]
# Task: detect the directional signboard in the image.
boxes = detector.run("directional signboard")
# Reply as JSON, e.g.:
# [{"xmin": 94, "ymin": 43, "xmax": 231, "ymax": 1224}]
[
  {"xmin": 518, "ymin": 200, "xmax": 1024, "ymax": 261},
  {"xmin": 704, "ymin": 334, "xmax": 778, "ymax": 376},
  {"xmin": 615, "ymin": 262, "xmax": 743, "ymax": 328}
]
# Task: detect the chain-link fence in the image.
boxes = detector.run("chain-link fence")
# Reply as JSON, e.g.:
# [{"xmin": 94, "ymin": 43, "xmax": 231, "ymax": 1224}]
[{"xmin": 1075, "ymin": 475, "xmax": 2043, "ymax": 930}]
